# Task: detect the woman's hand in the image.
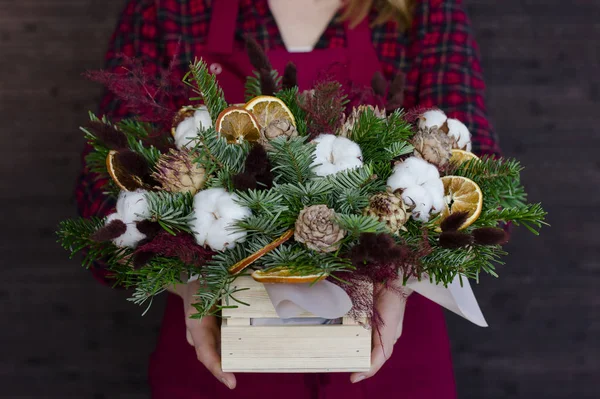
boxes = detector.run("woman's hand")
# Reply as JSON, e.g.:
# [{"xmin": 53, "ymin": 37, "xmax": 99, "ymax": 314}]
[
  {"xmin": 168, "ymin": 280, "xmax": 237, "ymax": 390},
  {"xmin": 350, "ymin": 280, "xmax": 413, "ymax": 383}
]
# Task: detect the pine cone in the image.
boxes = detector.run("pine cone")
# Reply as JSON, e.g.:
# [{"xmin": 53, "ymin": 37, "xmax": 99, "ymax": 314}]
[
  {"xmin": 294, "ymin": 205, "xmax": 346, "ymax": 253},
  {"xmin": 152, "ymin": 149, "xmax": 207, "ymax": 194},
  {"xmin": 363, "ymin": 191, "xmax": 409, "ymax": 233},
  {"xmin": 339, "ymin": 105, "xmax": 386, "ymax": 138},
  {"xmin": 411, "ymin": 127, "xmax": 454, "ymax": 168},
  {"xmin": 259, "ymin": 119, "xmax": 298, "ymax": 150}
]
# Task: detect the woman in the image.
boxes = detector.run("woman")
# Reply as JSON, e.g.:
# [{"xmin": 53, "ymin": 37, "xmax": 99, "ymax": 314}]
[{"xmin": 77, "ymin": 0, "xmax": 501, "ymax": 397}]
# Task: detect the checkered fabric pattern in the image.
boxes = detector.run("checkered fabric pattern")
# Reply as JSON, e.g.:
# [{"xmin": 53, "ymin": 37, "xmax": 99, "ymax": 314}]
[{"xmin": 76, "ymin": 0, "xmax": 501, "ymax": 282}]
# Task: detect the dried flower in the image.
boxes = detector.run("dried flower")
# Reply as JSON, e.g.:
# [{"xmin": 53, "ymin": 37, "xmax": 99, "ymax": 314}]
[
  {"xmin": 294, "ymin": 205, "xmax": 346, "ymax": 253},
  {"xmin": 440, "ymin": 211, "xmax": 470, "ymax": 232},
  {"xmin": 259, "ymin": 119, "xmax": 298, "ymax": 149},
  {"xmin": 84, "ymin": 120, "xmax": 127, "ymax": 150},
  {"xmin": 472, "ymin": 228, "xmax": 509, "ymax": 246},
  {"xmin": 299, "ymin": 81, "xmax": 347, "ymax": 138},
  {"xmin": 386, "ymin": 72, "xmax": 406, "ymax": 113},
  {"xmin": 134, "ymin": 231, "xmax": 215, "ymax": 268},
  {"xmin": 282, "ymin": 62, "xmax": 297, "ymax": 90},
  {"xmin": 91, "ymin": 219, "xmax": 127, "ymax": 242},
  {"xmin": 439, "ymin": 231, "xmax": 474, "ymax": 248},
  {"xmin": 412, "ymin": 127, "xmax": 454, "ymax": 168},
  {"xmin": 153, "ymin": 149, "xmax": 206, "ymax": 194},
  {"xmin": 232, "ymin": 144, "xmax": 274, "ymax": 191},
  {"xmin": 363, "ymin": 191, "xmax": 409, "ymax": 233}
]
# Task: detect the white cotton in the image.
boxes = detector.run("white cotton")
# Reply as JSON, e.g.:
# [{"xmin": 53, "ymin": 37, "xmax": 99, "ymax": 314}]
[
  {"xmin": 174, "ymin": 106, "xmax": 213, "ymax": 149},
  {"xmin": 311, "ymin": 134, "xmax": 363, "ymax": 177},
  {"xmin": 446, "ymin": 118, "xmax": 472, "ymax": 151},
  {"xmin": 386, "ymin": 157, "xmax": 445, "ymax": 222},
  {"xmin": 418, "ymin": 109, "xmax": 447, "ymax": 130},
  {"xmin": 190, "ymin": 188, "xmax": 252, "ymax": 251},
  {"xmin": 115, "ymin": 189, "xmax": 150, "ymax": 222},
  {"xmin": 105, "ymin": 213, "xmax": 146, "ymax": 248}
]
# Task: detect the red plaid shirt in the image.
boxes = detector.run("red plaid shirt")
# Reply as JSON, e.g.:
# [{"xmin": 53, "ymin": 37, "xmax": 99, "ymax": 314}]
[{"xmin": 76, "ymin": 0, "xmax": 500, "ymax": 281}]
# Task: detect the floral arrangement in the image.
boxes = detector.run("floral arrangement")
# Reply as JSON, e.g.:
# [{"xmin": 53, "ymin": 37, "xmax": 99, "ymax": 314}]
[{"xmin": 58, "ymin": 41, "xmax": 546, "ymax": 323}]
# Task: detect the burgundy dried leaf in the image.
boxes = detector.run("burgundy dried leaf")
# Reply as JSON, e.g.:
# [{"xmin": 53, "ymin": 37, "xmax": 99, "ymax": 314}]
[
  {"xmin": 132, "ymin": 250, "xmax": 156, "ymax": 269},
  {"xmin": 386, "ymin": 72, "xmax": 406, "ymax": 113},
  {"xmin": 245, "ymin": 144, "xmax": 270, "ymax": 175},
  {"xmin": 282, "ymin": 62, "xmax": 297, "ymax": 90},
  {"xmin": 440, "ymin": 211, "xmax": 470, "ymax": 232},
  {"xmin": 232, "ymin": 172, "xmax": 258, "ymax": 191},
  {"xmin": 115, "ymin": 150, "xmax": 150, "ymax": 179},
  {"xmin": 439, "ymin": 231, "xmax": 474, "ymax": 249},
  {"xmin": 85, "ymin": 120, "xmax": 127, "ymax": 150},
  {"xmin": 91, "ymin": 219, "xmax": 127, "ymax": 242},
  {"xmin": 259, "ymin": 68, "xmax": 277, "ymax": 96},
  {"xmin": 244, "ymin": 35, "xmax": 272, "ymax": 71},
  {"xmin": 134, "ymin": 231, "xmax": 215, "ymax": 267},
  {"xmin": 371, "ymin": 71, "xmax": 387, "ymax": 98},
  {"xmin": 473, "ymin": 227, "xmax": 509, "ymax": 246},
  {"xmin": 135, "ymin": 220, "xmax": 162, "ymax": 239}
]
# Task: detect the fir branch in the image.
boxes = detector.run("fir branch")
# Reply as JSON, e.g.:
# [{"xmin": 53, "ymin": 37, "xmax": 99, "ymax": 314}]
[
  {"xmin": 144, "ymin": 191, "xmax": 195, "ymax": 234},
  {"xmin": 183, "ymin": 59, "xmax": 228, "ymax": 121},
  {"xmin": 56, "ymin": 217, "xmax": 129, "ymax": 269},
  {"xmin": 276, "ymin": 87, "xmax": 308, "ymax": 136},
  {"xmin": 351, "ymin": 108, "xmax": 414, "ymax": 165},
  {"xmin": 335, "ymin": 214, "xmax": 388, "ymax": 240},
  {"xmin": 244, "ymin": 70, "xmax": 282, "ymax": 101},
  {"xmin": 473, "ymin": 203, "xmax": 548, "ymax": 234},
  {"xmin": 327, "ymin": 164, "xmax": 384, "ymax": 214},
  {"xmin": 268, "ymin": 136, "xmax": 316, "ymax": 184},
  {"xmin": 191, "ymin": 127, "xmax": 250, "ymax": 178},
  {"xmin": 190, "ymin": 245, "xmax": 250, "ymax": 318},
  {"xmin": 261, "ymin": 244, "xmax": 354, "ymax": 276},
  {"xmin": 276, "ymin": 178, "xmax": 334, "ymax": 214},
  {"xmin": 234, "ymin": 189, "xmax": 288, "ymax": 215}
]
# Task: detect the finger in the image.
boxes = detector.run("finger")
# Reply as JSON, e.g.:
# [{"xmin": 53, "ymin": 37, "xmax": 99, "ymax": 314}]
[
  {"xmin": 190, "ymin": 316, "xmax": 237, "ymax": 390},
  {"xmin": 351, "ymin": 282, "xmax": 409, "ymax": 383}
]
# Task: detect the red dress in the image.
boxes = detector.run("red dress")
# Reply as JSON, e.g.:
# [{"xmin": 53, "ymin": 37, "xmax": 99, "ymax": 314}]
[{"xmin": 76, "ymin": 1, "xmax": 501, "ymax": 398}]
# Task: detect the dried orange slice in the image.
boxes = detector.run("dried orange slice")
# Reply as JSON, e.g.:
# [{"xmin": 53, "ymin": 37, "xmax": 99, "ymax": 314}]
[
  {"xmin": 106, "ymin": 150, "xmax": 144, "ymax": 191},
  {"xmin": 251, "ymin": 267, "xmax": 328, "ymax": 284},
  {"xmin": 244, "ymin": 95, "xmax": 296, "ymax": 128},
  {"xmin": 450, "ymin": 149, "xmax": 480, "ymax": 166},
  {"xmin": 215, "ymin": 107, "xmax": 261, "ymax": 143},
  {"xmin": 228, "ymin": 230, "xmax": 294, "ymax": 275},
  {"xmin": 439, "ymin": 176, "xmax": 483, "ymax": 230}
]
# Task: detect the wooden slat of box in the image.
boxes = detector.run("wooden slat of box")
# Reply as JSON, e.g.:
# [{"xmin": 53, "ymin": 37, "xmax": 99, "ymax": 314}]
[{"xmin": 221, "ymin": 276, "xmax": 372, "ymax": 373}]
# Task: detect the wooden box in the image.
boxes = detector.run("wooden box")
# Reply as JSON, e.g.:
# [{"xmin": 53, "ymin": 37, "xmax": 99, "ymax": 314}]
[{"xmin": 221, "ymin": 276, "xmax": 371, "ymax": 373}]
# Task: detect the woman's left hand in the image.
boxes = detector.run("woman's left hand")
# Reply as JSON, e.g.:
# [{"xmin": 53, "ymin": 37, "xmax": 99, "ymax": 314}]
[{"xmin": 350, "ymin": 280, "xmax": 413, "ymax": 383}]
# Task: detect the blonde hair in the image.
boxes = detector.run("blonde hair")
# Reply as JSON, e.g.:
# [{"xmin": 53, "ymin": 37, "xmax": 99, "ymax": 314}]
[{"xmin": 340, "ymin": 0, "xmax": 415, "ymax": 30}]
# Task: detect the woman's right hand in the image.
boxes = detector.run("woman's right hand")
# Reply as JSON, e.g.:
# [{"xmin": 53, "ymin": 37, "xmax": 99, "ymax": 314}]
[{"xmin": 169, "ymin": 280, "xmax": 237, "ymax": 390}]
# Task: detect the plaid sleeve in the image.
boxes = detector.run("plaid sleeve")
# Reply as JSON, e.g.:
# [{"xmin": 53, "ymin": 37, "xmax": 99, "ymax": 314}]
[
  {"xmin": 417, "ymin": 0, "xmax": 501, "ymax": 156},
  {"xmin": 75, "ymin": 0, "xmax": 160, "ymax": 284}
]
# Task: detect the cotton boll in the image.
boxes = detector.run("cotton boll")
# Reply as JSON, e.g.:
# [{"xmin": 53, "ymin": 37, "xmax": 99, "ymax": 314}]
[
  {"xmin": 418, "ymin": 109, "xmax": 447, "ymax": 130},
  {"xmin": 446, "ymin": 118, "xmax": 472, "ymax": 151},
  {"xmin": 174, "ymin": 106, "xmax": 212, "ymax": 149},
  {"xmin": 311, "ymin": 134, "xmax": 363, "ymax": 177},
  {"xmin": 116, "ymin": 189, "xmax": 150, "ymax": 223},
  {"xmin": 190, "ymin": 188, "xmax": 251, "ymax": 251},
  {"xmin": 386, "ymin": 156, "xmax": 444, "ymax": 222}
]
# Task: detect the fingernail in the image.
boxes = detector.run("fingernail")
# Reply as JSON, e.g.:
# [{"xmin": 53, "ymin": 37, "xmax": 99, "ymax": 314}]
[
  {"xmin": 352, "ymin": 375, "xmax": 366, "ymax": 384},
  {"xmin": 221, "ymin": 377, "xmax": 232, "ymax": 389}
]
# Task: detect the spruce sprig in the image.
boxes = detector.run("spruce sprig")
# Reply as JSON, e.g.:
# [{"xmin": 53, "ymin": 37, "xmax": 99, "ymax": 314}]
[
  {"xmin": 276, "ymin": 87, "xmax": 308, "ymax": 136},
  {"xmin": 261, "ymin": 244, "xmax": 354, "ymax": 276},
  {"xmin": 245, "ymin": 70, "xmax": 282, "ymax": 101},
  {"xmin": 191, "ymin": 127, "xmax": 250, "ymax": 180},
  {"xmin": 145, "ymin": 191, "xmax": 195, "ymax": 234},
  {"xmin": 268, "ymin": 136, "xmax": 316, "ymax": 184},
  {"xmin": 184, "ymin": 59, "xmax": 228, "ymax": 121},
  {"xmin": 473, "ymin": 203, "xmax": 548, "ymax": 234},
  {"xmin": 56, "ymin": 217, "xmax": 129, "ymax": 269}
]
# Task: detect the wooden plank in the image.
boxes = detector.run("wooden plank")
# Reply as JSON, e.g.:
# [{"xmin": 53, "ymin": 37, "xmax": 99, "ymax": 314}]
[{"xmin": 221, "ymin": 325, "xmax": 371, "ymax": 372}]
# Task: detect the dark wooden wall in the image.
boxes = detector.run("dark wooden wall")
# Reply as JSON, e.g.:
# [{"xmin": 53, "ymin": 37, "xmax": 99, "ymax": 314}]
[{"xmin": 1, "ymin": 0, "xmax": 597, "ymax": 398}]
